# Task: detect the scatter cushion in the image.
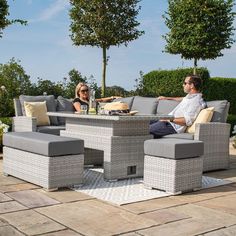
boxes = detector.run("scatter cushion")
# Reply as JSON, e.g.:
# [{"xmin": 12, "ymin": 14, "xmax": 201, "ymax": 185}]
[
  {"xmin": 19, "ymin": 95, "xmax": 58, "ymax": 125},
  {"xmin": 186, "ymin": 107, "xmax": 214, "ymax": 133},
  {"xmin": 206, "ymin": 100, "xmax": 229, "ymax": 122},
  {"xmin": 24, "ymin": 101, "xmax": 50, "ymax": 126},
  {"xmin": 56, "ymin": 96, "xmax": 75, "ymax": 125}
]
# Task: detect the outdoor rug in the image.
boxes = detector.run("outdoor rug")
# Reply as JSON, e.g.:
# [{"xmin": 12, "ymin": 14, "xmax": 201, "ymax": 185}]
[{"xmin": 73, "ymin": 168, "xmax": 232, "ymax": 205}]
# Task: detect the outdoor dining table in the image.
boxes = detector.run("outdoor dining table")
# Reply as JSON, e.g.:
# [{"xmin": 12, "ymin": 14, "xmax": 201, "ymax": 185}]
[{"xmin": 47, "ymin": 111, "xmax": 173, "ymax": 181}]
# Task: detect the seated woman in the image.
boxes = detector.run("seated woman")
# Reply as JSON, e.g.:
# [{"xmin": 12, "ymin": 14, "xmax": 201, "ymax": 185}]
[
  {"xmin": 73, "ymin": 82, "xmax": 122, "ymax": 113},
  {"xmin": 73, "ymin": 83, "xmax": 90, "ymax": 113}
]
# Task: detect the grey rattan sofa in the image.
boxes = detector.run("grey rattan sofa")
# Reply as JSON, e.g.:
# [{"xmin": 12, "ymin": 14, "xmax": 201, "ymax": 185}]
[
  {"xmin": 12, "ymin": 95, "xmax": 230, "ymax": 172},
  {"xmin": 13, "ymin": 95, "xmax": 74, "ymax": 135},
  {"xmin": 115, "ymin": 96, "xmax": 231, "ymax": 172}
]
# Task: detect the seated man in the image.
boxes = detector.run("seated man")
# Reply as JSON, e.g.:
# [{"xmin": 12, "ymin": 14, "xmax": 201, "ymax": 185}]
[{"xmin": 150, "ymin": 75, "xmax": 206, "ymax": 138}]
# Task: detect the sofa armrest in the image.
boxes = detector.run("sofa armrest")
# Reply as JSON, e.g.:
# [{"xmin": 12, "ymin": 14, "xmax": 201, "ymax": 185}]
[
  {"xmin": 12, "ymin": 116, "xmax": 37, "ymax": 132},
  {"xmin": 194, "ymin": 122, "xmax": 230, "ymax": 171},
  {"xmin": 194, "ymin": 122, "xmax": 230, "ymax": 142}
]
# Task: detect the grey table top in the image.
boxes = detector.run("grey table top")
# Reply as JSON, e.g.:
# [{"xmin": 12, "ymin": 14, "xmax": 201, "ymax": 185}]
[{"xmin": 47, "ymin": 111, "xmax": 173, "ymax": 121}]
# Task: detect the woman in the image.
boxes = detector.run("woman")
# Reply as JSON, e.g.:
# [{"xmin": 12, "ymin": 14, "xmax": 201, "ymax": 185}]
[
  {"xmin": 73, "ymin": 82, "xmax": 122, "ymax": 113},
  {"xmin": 73, "ymin": 83, "xmax": 90, "ymax": 113}
]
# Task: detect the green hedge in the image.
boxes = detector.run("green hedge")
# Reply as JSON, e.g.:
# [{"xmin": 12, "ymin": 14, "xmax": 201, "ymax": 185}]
[
  {"xmin": 142, "ymin": 67, "xmax": 210, "ymax": 97},
  {"xmin": 204, "ymin": 77, "xmax": 236, "ymax": 115}
]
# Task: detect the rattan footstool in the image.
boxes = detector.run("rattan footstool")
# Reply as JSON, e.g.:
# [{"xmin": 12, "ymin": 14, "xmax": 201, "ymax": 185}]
[
  {"xmin": 3, "ymin": 132, "xmax": 84, "ymax": 190},
  {"xmin": 143, "ymin": 138, "xmax": 204, "ymax": 194}
]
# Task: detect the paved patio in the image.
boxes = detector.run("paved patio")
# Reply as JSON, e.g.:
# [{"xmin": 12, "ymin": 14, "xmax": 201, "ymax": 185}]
[{"xmin": 0, "ymin": 144, "xmax": 236, "ymax": 236}]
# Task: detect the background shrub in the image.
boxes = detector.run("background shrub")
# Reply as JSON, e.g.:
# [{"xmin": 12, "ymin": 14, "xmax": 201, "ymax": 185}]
[{"xmin": 142, "ymin": 67, "xmax": 210, "ymax": 97}]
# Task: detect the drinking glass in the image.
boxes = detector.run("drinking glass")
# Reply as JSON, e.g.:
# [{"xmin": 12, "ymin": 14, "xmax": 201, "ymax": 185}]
[{"xmin": 80, "ymin": 105, "xmax": 87, "ymax": 114}]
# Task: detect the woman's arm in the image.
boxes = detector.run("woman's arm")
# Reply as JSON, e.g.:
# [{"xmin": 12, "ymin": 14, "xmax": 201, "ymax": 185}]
[
  {"xmin": 73, "ymin": 102, "xmax": 81, "ymax": 112},
  {"xmin": 95, "ymin": 96, "xmax": 122, "ymax": 102}
]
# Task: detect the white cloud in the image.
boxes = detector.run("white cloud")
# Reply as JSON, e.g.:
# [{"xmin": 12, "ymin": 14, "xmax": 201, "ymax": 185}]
[{"xmin": 30, "ymin": 0, "xmax": 70, "ymax": 23}]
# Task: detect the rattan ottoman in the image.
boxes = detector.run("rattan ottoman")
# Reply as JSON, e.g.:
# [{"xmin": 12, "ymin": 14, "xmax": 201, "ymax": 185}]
[
  {"xmin": 3, "ymin": 132, "xmax": 84, "ymax": 190},
  {"xmin": 143, "ymin": 138, "xmax": 204, "ymax": 194}
]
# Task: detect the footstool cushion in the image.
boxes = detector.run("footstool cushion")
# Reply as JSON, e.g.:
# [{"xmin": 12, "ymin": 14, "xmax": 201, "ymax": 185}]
[
  {"xmin": 144, "ymin": 138, "xmax": 203, "ymax": 159},
  {"xmin": 3, "ymin": 132, "xmax": 84, "ymax": 156}
]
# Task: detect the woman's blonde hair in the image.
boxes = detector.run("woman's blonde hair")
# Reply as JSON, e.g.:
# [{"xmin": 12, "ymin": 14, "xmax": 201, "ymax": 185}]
[{"xmin": 75, "ymin": 83, "xmax": 89, "ymax": 98}]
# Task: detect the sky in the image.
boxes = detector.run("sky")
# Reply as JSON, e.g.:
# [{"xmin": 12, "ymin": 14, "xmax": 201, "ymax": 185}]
[{"xmin": 1, "ymin": 0, "xmax": 236, "ymax": 91}]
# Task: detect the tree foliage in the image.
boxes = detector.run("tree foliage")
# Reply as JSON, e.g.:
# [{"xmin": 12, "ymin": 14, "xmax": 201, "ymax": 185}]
[
  {"xmin": 69, "ymin": 0, "xmax": 144, "ymax": 97},
  {"xmin": 0, "ymin": 0, "xmax": 27, "ymax": 38},
  {"xmin": 0, "ymin": 58, "xmax": 32, "ymax": 116},
  {"xmin": 163, "ymin": 0, "xmax": 235, "ymax": 74}
]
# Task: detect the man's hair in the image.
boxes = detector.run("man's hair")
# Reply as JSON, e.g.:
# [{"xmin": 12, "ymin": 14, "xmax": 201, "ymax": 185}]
[{"xmin": 187, "ymin": 75, "xmax": 202, "ymax": 91}]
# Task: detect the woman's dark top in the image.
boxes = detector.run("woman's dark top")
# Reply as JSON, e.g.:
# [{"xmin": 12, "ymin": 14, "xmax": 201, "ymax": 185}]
[{"xmin": 73, "ymin": 98, "xmax": 89, "ymax": 113}]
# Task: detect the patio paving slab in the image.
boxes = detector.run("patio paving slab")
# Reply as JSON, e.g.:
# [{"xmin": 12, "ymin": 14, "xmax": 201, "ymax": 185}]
[
  {"xmin": 0, "ymin": 183, "xmax": 40, "ymax": 193},
  {"xmin": 0, "ymin": 201, "xmax": 27, "ymax": 214},
  {"xmin": 6, "ymin": 190, "xmax": 60, "ymax": 208},
  {"xmin": 0, "ymin": 217, "xmax": 8, "ymax": 226},
  {"xmin": 0, "ymin": 175, "xmax": 25, "ymax": 186},
  {"xmin": 41, "ymin": 229, "xmax": 83, "ymax": 235},
  {"xmin": 121, "ymin": 196, "xmax": 188, "ymax": 214},
  {"xmin": 118, "ymin": 233, "xmax": 140, "ymax": 236},
  {"xmin": 35, "ymin": 199, "xmax": 158, "ymax": 236},
  {"xmin": 201, "ymin": 225, "xmax": 236, "ymax": 235},
  {"xmin": 140, "ymin": 208, "xmax": 190, "ymax": 224},
  {"xmin": 168, "ymin": 204, "xmax": 236, "ymax": 226},
  {"xmin": 36, "ymin": 188, "xmax": 94, "ymax": 203},
  {"xmin": 137, "ymin": 218, "xmax": 223, "ymax": 236},
  {"xmin": 1, "ymin": 209, "xmax": 66, "ymax": 235},
  {"xmin": 196, "ymin": 193, "xmax": 236, "ymax": 216},
  {"xmin": 0, "ymin": 225, "xmax": 25, "ymax": 236},
  {"xmin": 172, "ymin": 185, "xmax": 236, "ymax": 203},
  {"xmin": 0, "ymin": 192, "xmax": 12, "ymax": 202}
]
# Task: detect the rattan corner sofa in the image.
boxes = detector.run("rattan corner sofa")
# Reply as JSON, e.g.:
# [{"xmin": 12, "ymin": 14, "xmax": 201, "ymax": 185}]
[
  {"xmin": 12, "ymin": 95, "xmax": 231, "ymax": 172},
  {"xmin": 114, "ymin": 96, "xmax": 231, "ymax": 172}
]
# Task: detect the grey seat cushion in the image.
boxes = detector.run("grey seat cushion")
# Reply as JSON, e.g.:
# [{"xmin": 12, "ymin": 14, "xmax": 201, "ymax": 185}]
[
  {"xmin": 144, "ymin": 138, "xmax": 204, "ymax": 159},
  {"xmin": 37, "ymin": 125, "xmax": 65, "ymax": 136},
  {"xmin": 206, "ymin": 100, "xmax": 229, "ymax": 122},
  {"xmin": 162, "ymin": 133, "xmax": 194, "ymax": 140},
  {"xmin": 19, "ymin": 95, "xmax": 58, "ymax": 125},
  {"xmin": 156, "ymin": 100, "xmax": 180, "ymax": 115},
  {"xmin": 56, "ymin": 96, "xmax": 75, "ymax": 125},
  {"xmin": 131, "ymin": 96, "xmax": 158, "ymax": 115},
  {"xmin": 3, "ymin": 132, "xmax": 84, "ymax": 157}
]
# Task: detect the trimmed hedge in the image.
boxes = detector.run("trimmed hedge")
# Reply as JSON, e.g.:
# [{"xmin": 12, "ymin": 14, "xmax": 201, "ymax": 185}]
[
  {"xmin": 142, "ymin": 68, "xmax": 210, "ymax": 97},
  {"xmin": 204, "ymin": 77, "xmax": 236, "ymax": 115}
]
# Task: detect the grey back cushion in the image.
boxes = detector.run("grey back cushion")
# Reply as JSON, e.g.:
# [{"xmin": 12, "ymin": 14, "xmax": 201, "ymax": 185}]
[
  {"xmin": 113, "ymin": 96, "xmax": 134, "ymax": 110},
  {"xmin": 156, "ymin": 100, "xmax": 180, "ymax": 115},
  {"xmin": 56, "ymin": 96, "xmax": 75, "ymax": 125},
  {"xmin": 19, "ymin": 95, "xmax": 58, "ymax": 125},
  {"xmin": 206, "ymin": 100, "xmax": 229, "ymax": 122},
  {"xmin": 131, "ymin": 96, "xmax": 158, "ymax": 115}
]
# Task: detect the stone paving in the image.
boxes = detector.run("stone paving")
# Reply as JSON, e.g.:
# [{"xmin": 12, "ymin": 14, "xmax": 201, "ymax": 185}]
[{"xmin": 0, "ymin": 145, "xmax": 236, "ymax": 236}]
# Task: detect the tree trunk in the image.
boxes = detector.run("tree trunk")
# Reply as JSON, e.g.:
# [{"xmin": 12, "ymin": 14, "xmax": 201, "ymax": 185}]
[
  {"xmin": 101, "ymin": 46, "xmax": 107, "ymax": 98},
  {"xmin": 193, "ymin": 58, "xmax": 197, "ymax": 75}
]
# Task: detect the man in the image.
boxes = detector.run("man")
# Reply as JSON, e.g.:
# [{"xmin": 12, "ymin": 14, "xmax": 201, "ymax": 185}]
[{"xmin": 150, "ymin": 75, "xmax": 206, "ymax": 138}]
